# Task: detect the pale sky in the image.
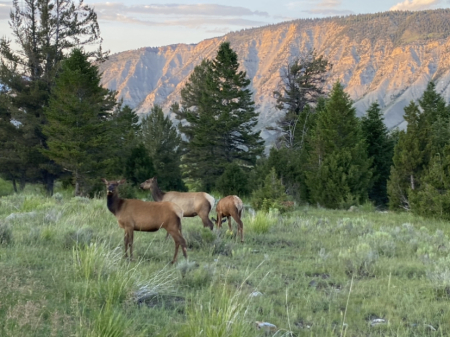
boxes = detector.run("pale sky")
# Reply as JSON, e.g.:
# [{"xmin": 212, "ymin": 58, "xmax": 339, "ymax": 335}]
[{"xmin": 0, "ymin": 0, "xmax": 449, "ymax": 54}]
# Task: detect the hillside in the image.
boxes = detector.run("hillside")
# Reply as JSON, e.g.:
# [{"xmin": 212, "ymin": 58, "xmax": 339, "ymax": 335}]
[{"xmin": 99, "ymin": 9, "xmax": 450, "ymax": 144}]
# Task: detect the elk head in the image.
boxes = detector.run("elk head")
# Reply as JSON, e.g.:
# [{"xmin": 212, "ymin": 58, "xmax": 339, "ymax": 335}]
[
  {"xmin": 139, "ymin": 177, "xmax": 157, "ymax": 190},
  {"xmin": 102, "ymin": 178, "xmax": 126, "ymax": 195}
]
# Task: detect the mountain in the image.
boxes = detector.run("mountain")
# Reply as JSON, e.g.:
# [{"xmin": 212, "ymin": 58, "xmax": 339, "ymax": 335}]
[{"xmin": 99, "ymin": 9, "xmax": 450, "ymax": 146}]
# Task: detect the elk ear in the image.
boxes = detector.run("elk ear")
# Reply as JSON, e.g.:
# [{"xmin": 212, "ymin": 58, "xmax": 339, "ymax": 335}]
[
  {"xmin": 101, "ymin": 178, "xmax": 108, "ymax": 184},
  {"xmin": 118, "ymin": 179, "xmax": 126, "ymax": 185}
]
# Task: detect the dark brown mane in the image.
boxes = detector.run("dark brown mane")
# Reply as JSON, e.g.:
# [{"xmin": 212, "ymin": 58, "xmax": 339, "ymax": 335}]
[
  {"xmin": 107, "ymin": 191, "xmax": 124, "ymax": 215},
  {"xmin": 149, "ymin": 180, "xmax": 165, "ymax": 201}
]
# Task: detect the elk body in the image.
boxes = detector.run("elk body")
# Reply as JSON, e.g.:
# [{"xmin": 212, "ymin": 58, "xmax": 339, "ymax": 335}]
[
  {"xmin": 102, "ymin": 179, "xmax": 187, "ymax": 264},
  {"xmin": 140, "ymin": 177, "xmax": 215, "ymax": 230},
  {"xmin": 212, "ymin": 195, "xmax": 244, "ymax": 242}
]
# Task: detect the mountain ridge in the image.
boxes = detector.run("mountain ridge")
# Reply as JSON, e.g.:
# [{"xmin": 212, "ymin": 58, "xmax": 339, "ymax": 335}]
[{"xmin": 99, "ymin": 9, "xmax": 450, "ymax": 145}]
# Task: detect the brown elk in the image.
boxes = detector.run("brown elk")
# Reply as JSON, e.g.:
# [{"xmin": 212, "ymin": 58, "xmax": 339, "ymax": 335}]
[
  {"xmin": 140, "ymin": 177, "xmax": 215, "ymax": 230},
  {"xmin": 211, "ymin": 195, "xmax": 244, "ymax": 242},
  {"xmin": 102, "ymin": 178, "xmax": 187, "ymax": 264}
]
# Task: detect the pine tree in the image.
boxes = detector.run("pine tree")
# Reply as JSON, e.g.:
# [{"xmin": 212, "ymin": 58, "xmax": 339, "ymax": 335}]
[
  {"xmin": 361, "ymin": 102, "xmax": 394, "ymax": 206},
  {"xmin": 387, "ymin": 82, "xmax": 449, "ymax": 211},
  {"xmin": 175, "ymin": 42, "xmax": 263, "ymax": 191},
  {"xmin": 109, "ymin": 103, "xmax": 141, "ymax": 177},
  {"xmin": 306, "ymin": 82, "xmax": 371, "ymax": 208},
  {"xmin": 42, "ymin": 49, "xmax": 117, "ymax": 196},
  {"xmin": 273, "ymin": 50, "xmax": 332, "ymax": 148},
  {"xmin": 0, "ymin": 0, "xmax": 104, "ymax": 194},
  {"xmin": 409, "ymin": 152, "xmax": 450, "ymax": 220},
  {"xmin": 141, "ymin": 105, "xmax": 186, "ymax": 191},
  {"xmin": 124, "ymin": 144, "xmax": 156, "ymax": 187},
  {"xmin": 387, "ymin": 102, "xmax": 423, "ymax": 210}
]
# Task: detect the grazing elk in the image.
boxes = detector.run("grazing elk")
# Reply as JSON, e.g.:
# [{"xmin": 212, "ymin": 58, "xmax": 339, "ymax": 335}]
[
  {"xmin": 211, "ymin": 195, "xmax": 244, "ymax": 242},
  {"xmin": 102, "ymin": 178, "xmax": 187, "ymax": 264},
  {"xmin": 140, "ymin": 177, "xmax": 215, "ymax": 230}
]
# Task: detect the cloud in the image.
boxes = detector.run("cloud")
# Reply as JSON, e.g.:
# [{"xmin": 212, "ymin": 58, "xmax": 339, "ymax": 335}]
[
  {"xmin": 90, "ymin": 2, "xmax": 271, "ymax": 29},
  {"xmin": 390, "ymin": 0, "xmax": 442, "ymax": 11},
  {"xmin": 93, "ymin": 3, "xmax": 269, "ymax": 18},
  {"xmin": 0, "ymin": 1, "xmax": 11, "ymax": 20},
  {"xmin": 287, "ymin": 0, "xmax": 353, "ymax": 16}
]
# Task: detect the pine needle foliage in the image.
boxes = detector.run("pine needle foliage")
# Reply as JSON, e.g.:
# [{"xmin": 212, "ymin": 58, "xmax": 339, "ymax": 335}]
[
  {"xmin": 306, "ymin": 82, "xmax": 371, "ymax": 209},
  {"xmin": 175, "ymin": 42, "xmax": 264, "ymax": 191},
  {"xmin": 140, "ymin": 105, "xmax": 186, "ymax": 191},
  {"xmin": 42, "ymin": 49, "xmax": 117, "ymax": 196},
  {"xmin": 361, "ymin": 102, "xmax": 395, "ymax": 206}
]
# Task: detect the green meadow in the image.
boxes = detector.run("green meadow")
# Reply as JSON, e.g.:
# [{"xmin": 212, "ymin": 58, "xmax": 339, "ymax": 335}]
[{"xmin": 1, "ymin": 186, "xmax": 450, "ymax": 336}]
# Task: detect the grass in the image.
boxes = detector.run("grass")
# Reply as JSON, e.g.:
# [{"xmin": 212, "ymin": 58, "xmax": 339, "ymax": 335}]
[{"xmin": 2, "ymin": 189, "xmax": 450, "ymax": 336}]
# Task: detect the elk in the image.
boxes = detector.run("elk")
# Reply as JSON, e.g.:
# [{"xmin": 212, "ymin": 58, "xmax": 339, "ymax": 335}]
[
  {"xmin": 211, "ymin": 195, "xmax": 244, "ymax": 242},
  {"xmin": 102, "ymin": 178, "xmax": 187, "ymax": 264},
  {"xmin": 140, "ymin": 177, "xmax": 215, "ymax": 230}
]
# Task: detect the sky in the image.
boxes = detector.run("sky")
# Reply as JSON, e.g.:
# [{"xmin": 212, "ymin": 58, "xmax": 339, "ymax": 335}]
[{"xmin": 0, "ymin": 0, "xmax": 450, "ymax": 54}]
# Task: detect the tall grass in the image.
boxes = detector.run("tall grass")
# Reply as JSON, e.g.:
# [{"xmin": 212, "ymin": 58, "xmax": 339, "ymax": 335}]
[{"xmin": 4, "ymin": 190, "xmax": 450, "ymax": 335}]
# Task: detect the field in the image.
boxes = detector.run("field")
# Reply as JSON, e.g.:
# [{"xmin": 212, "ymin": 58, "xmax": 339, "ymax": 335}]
[{"xmin": 1, "ymin": 186, "xmax": 450, "ymax": 336}]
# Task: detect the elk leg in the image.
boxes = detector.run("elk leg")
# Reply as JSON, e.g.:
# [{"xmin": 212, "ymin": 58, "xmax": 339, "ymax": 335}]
[
  {"xmin": 217, "ymin": 214, "xmax": 223, "ymax": 229},
  {"xmin": 167, "ymin": 228, "xmax": 188, "ymax": 264},
  {"xmin": 123, "ymin": 230, "xmax": 129, "ymax": 259},
  {"xmin": 200, "ymin": 214, "xmax": 214, "ymax": 230},
  {"xmin": 227, "ymin": 216, "xmax": 232, "ymax": 232},
  {"xmin": 129, "ymin": 229, "xmax": 134, "ymax": 261},
  {"xmin": 231, "ymin": 213, "xmax": 244, "ymax": 243}
]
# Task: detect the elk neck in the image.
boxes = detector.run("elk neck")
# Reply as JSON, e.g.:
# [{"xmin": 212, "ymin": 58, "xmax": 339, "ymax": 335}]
[
  {"xmin": 151, "ymin": 182, "xmax": 165, "ymax": 201},
  {"xmin": 107, "ymin": 191, "xmax": 124, "ymax": 215}
]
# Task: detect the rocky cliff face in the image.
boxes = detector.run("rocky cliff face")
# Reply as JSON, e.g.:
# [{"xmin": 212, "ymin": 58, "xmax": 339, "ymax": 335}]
[{"xmin": 99, "ymin": 9, "xmax": 450, "ymax": 145}]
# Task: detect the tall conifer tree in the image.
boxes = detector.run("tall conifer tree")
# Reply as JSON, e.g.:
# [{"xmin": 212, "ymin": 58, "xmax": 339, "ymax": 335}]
[
  {"xmin": 0, "ymin": 0, "xmax": 105, "ymax": 194},
  {"xmin": 176, "ymin": 42, "xmax": 263, "ymax": 191},
  {"xmin": 388, "ymin": 82, "xmax": 449, "ymax": 210},
  {"xmin": 42, "ymin": 49, "xmax": 117, "ymax": 196},
  {"xmin": 141, "ymin": 105, "xmax": 186, "ymax": 191},
  {"xmin": 306, "ymin": 82, "xmax": 371, "ymax": 208},
  {"xmin": 361, "ymin": 102, "xmax": 394, "ymax": 206}
]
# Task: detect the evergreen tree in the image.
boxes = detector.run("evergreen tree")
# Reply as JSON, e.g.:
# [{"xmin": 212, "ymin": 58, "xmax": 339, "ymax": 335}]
[
  {"xmin": 0, "ymin": 93, "xmax": 28, "ymax": 191},
  {"xmin": 266, "ymin": 147, "xmax": 305, "ymax": 201},
  {"xmin": 42, "ymin": 49, "xmax": 117, "ymax": 196},
  {"xmin": 306, "ymin": 82, "xmax": 371, "ymax": 208},
  {"xmin": 409, "ymin": 152, "xmax": 450, "ymax": 220},
  {"xmin": 273, "ymin": 50, "xmax": 331, "ymax": 148},
  {"xmin": 387, "ymin": 102, "xmax": 423, "ymax": 210},
  {"xmin": 141, "ymin": 105, "xmax": 186, "ymax": 191},
  {"xmin": 175, "ymin": 42, "xmax": 263, "ymax": 191},
  {"xmin": 124, "ymin": 144, "xmax": 156, "ymax": 187},
  {"xmin": 387, "ymin": 82, "xmax": 449, "ymax": 210},
  {"xmin": 0, "ymin": 0, "xmax": 105, "ymax": 194},
  {"xmin": 109, "ymin": 103, "xmax": 141, "ymax": 176},
  {"xmin": 216, "ymin": 162, "xmax": 250, "ymax": 197},
  {"xmin": 361, "ymin": 102, "xmax": 394, "ymax": 206}
]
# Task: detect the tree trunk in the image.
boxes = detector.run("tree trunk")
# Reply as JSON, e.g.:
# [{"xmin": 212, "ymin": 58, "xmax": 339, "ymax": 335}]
[
  {"xmin": 12, "ymin": 179, "xmax": 17, "ymax": 193},
  {"xmin": 410, "ymin": 174, "xmax": 415, "ymax": 190},
  {"xmin": 75, "ymin": 171, "xmax": 80, "ymax": 197},
  {"xmin": 46, "ymin": 174, "xmax": 54, "ymax": 196},
  {"xmin": 19, "ymin": 175, "xmax": 26, "ymax": 191}
]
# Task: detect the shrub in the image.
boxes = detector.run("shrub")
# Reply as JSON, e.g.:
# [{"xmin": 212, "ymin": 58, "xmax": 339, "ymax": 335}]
[
  {"xmin": 0, "ymin": 178, "xmax": 14, "ymax": 197},
  {"xmin": 246, "ymin": 212, "xmax": 275, "ymax": 234},
  {"xmin": 250, "ymin": 168, "xmax": 290, "ymax": 213},
  {"xmin": 0, "ymin": 222, "xmax": 13, "ymax": 245}
]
